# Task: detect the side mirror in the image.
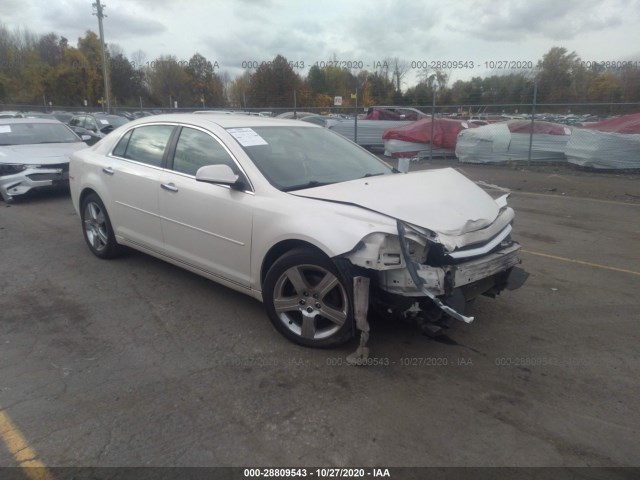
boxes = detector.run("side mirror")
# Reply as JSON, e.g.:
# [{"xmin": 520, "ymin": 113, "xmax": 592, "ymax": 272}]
[{"xmin": 196, "ymin": 164, "xmax": 242, "ymax": 188}]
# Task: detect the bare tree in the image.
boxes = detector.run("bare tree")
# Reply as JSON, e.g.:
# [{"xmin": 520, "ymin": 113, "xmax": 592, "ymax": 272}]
[
  {"xmin": 391, "ymin": 57, "xmax": 410, "ymax": 93},
  {"xmin": 130, "ymin": 49, "xmax": 147, "ymax": 71}
]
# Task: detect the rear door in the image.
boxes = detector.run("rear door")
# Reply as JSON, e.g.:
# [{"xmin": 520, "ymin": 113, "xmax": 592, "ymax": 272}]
[{"xmin": 106, "ymin": 124, "xmax": 176, "ymax": 253}]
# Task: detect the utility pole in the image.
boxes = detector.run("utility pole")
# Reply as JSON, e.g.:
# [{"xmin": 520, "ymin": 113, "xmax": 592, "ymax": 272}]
[
  {"xmin": 429, "ymin": 74, "xmax": 437, "ymax": 161},
  {"xmin": 527, "ymin": 81, "xmax": 538, "ymax": 166},
  {"xmin": 93, "ymin": 0, "xmax": 111, "ymax": 113}
]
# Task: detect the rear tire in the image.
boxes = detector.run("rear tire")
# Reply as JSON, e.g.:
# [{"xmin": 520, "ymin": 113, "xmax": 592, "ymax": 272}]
[
  {"xmin": 80, "ymin": 193, "xmax": 122, "ymax": 259},
  {"xmin": 263, "ymin": 248, "xmax": 354, "ymax": 348}
]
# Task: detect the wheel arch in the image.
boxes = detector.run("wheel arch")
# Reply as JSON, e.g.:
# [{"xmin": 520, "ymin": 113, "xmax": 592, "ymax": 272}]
[
  {"xmin": 79, "ymin": 187, "xmax": 100, "ymax": 209},
  {"xmin": 260, "ymin": 240, "xmax": 329, "ymax": 289}
]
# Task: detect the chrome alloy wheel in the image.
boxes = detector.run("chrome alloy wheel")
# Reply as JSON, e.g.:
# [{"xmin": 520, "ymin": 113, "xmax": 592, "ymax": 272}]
[
  {"xmin": 272, "ymin": 264, "xmax": 348, "ymax": 341},
  {"xmin": 83, "ymin": 201, "xmax": 109, "ymax": 253}
]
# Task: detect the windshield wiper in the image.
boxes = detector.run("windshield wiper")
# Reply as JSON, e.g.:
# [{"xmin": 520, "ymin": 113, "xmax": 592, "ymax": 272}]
[
  {"xmin": 282, "ymin": 180, "xmax": 333, "ymax": 192},
  {"xmin": 361, "ymin": 172, "xmax": 385, "ymax": 178}
]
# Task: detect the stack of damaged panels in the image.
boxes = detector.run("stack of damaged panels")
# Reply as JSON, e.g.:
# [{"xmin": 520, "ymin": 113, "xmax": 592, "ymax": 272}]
[
  {"xmin": 565, "ymin": 113, "xmax": 640, "ymax": 169},
  {"xmin": 329, "ymin": 119, "xmax": 413, "ymax": 148},
  {"xmin": 455, "ymin": 121, "xmax": 572, "ymax": 163}
]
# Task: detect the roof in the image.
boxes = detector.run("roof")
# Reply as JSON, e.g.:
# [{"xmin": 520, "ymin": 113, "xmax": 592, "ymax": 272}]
[
  {"xmin": 0, "ymin": 118, "xmax": 62, "ymax": 125},
  {"xmin": 73, "ymin": 113, "xmax": 127, "ymax": 118},
  {"xmin": 130, "ymin": 113, "xmax": 317, "ymax": 129}
]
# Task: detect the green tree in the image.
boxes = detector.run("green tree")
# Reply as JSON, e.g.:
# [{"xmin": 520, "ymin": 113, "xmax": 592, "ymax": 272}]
[
  {"xmin": 536, "ymin": 47, "xmax": 587, "ymax": 103},
  {"xmin": 619, "ymin": 66, "xmax": 640, "ymax": 103},
  {"xmin": 36, "ymin": 33, "xmax": 65, "ymax": 67},
  {"xmin": 307, "ymin": 65, "xmax": 327, "ymax": 94},
  {"xmin": 228, "ymin": 70, "xmax": 251, "ymax": 108},
  {"xmin": 76, "ymin": 31, "xmax": 105, "ymax": 104},
  {"xmin": 18, "ymin": 51, "xmax": 51, "ymax": 103},
  {"xmin": 588, "ymin": 72, "xmax": 622, "ymax": 102},
  {"xmin": 48, "ymin": 47, "xmax": 100, "ymax": 106},
  {"xmin": 110, "ymin": 53, "xmax": 137, "ymax": 105},
  {"xmin": 147, "ymin": 55, "xmax": 190, "ymax": 107},
  {"xmin": 186, "ymin": 53, "xmax": 225, "ymax": 107},
  {"xmin": 247, "ymin": 54, "xmax": 301, "ymax": 107}
]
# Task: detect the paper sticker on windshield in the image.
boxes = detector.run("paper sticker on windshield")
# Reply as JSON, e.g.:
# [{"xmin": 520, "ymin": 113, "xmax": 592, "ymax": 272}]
[
  {"xmin": 99, "ymin": 119, "xmax": 110, "ymax": 125},
  {"xmin": 0, "ymin": 125, "xmax": 12, "ymax": 133},
  {"xmin": 227, "ymin": 128, "xmax": 268, "ymax": 147}
]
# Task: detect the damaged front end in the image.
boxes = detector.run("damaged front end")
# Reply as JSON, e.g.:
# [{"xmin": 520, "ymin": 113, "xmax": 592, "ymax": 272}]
[
  {"xmin": 0, "ymin": 163, "xmax": 69, "ymax": 202},
  {"xmin": 341, "ymin": 196, "xmax": 528, "ymax": 347}
]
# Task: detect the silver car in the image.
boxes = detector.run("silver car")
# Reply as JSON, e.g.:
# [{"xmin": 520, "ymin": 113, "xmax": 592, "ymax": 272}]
[{"xmin": 0, "ymin": 118, "xmax": 87, "ymax": 202}]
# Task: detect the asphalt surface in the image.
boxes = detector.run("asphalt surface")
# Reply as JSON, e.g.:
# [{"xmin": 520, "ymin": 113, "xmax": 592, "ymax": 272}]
[{"xmin": 0, "ymin": 164, "xmax": 639, "ymax": 470}]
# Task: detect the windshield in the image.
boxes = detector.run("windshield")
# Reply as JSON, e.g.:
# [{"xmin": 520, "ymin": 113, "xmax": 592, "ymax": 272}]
[
  {"xmin": 228, "ymin": 126, "xmax": 393, "ymax": 191},
  {"xmin": 0, "ymin": 122, "xmax": 80, "ymax": 145}
]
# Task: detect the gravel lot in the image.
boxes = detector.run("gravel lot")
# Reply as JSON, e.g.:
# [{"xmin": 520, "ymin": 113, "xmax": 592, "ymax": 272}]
[{"xmin": 1, "ymin": 162, "xmax": 639, "ymax": 473}]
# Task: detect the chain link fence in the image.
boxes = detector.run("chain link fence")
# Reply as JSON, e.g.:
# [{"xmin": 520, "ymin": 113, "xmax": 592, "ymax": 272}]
[{"xmin": 3, "ymin": 99, "xmax": 639, "ymax": 169}]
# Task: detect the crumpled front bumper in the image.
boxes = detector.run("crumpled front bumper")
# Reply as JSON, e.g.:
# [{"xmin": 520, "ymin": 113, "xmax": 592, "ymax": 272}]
[
  {"xmin": 392, "ymin": 220, "xmax": 527, "ymax": 323},
  {"xmin": 0, "ymin": 166, "xmax": 69, "ymax": 202},
  {"xmin": 381, "ymin": 242, "xmax": 523, "ymax": 297}
]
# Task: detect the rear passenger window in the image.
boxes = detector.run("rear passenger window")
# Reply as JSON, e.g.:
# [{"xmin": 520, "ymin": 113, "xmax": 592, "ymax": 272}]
[
  {"xmin": 119, "ymin": 125, "xmax": 174, "ymax": 167},
  {"xmin": 172, "ymin": 127, "xmax": 238, "ymax": 176}
]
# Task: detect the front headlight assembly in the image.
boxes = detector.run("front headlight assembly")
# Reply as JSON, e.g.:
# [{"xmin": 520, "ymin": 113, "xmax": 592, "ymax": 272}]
[{"xmin": 0, "ymin": 164, "xmax": 29, "ymax": 176}]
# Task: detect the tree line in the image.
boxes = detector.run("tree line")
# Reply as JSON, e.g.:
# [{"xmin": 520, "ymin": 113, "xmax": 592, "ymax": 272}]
[{"xmin": 1, "ymin": 24, "xmax": 639, "ymax": 113}]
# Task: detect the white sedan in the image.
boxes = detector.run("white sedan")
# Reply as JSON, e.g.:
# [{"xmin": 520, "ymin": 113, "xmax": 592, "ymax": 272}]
[{"xmin": 69, "ymin": 114, "xmax": 527, "ymax": 349}]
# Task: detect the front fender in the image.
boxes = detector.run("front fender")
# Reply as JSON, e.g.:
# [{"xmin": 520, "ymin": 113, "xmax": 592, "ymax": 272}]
[{"xmin": 250, "ymin": 194, "xmax": 399, "ymax": 290}]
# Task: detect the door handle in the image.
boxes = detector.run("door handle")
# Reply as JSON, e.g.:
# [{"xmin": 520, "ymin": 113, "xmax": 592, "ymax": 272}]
[
  {"xmin": 161, "ymin": 182, "xmax": 179, "ymax": 192},
  {"xmin": 102, "ymin": 167, "xmax": 114, "ymax": 175}
]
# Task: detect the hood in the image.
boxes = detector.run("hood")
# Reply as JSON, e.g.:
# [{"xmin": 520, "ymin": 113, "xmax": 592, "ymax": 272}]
[
  {"xmin": 291, "ymin": 168, "xmax": 500, "ymax": 236},
  {"xmin": 0, "ymin": 143, "xmax": 86, "ymax": 165}
]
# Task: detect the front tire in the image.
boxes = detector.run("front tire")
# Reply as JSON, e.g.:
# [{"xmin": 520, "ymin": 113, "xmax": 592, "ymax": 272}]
[
  {"xmin": 263, "ymin": 248, "xmax": 354, "ymax": 348},
  {"xmin": 80, "ymin": 193, "xmax": 121, "ymax": 259}
]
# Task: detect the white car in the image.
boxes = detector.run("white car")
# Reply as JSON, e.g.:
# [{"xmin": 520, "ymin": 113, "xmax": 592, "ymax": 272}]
[{"xmin": 69, "ymin": 114, "xmax": 527, "ymax": 348}]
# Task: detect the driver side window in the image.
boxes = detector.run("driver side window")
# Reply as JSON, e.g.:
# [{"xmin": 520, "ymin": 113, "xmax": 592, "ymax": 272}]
[{"xmin": 172, "ymin": 127, "xmax": 239, "ymax": 176}]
